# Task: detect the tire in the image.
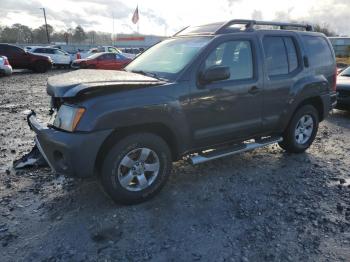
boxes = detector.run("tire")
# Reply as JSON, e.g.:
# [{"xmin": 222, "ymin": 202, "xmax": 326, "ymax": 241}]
[
  {"xmin": 279, "ymin": 105, "xmax": 319, "ymax": 153},
  {"xmin": 33, "ymin": 61, "xmax": 50, "ymax": 73},
  {"xmin": 101, "ymin": 133, "xmax": 172, "ymax": 205}
]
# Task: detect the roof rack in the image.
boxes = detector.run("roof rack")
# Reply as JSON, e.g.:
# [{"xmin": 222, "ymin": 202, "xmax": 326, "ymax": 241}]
[{"xmin": 215, "ymin": 19, "xmax": 314, "ymax": 34}]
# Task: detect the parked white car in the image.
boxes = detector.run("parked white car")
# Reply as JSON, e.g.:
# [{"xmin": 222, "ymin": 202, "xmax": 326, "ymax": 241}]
[
  {"xmin": 29, "ymin": 47, "xmax": 72, "ymax": 68},
  {"xmin": 0, "ymin": 56, "xmax": 12, "ymax": 76},
  {"xmin": 78, "ymin": 46, "xmax": 136, "ymax": 59}
]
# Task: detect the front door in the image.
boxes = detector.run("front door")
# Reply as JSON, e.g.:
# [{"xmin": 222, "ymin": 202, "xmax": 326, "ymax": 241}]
[{"xmin": 188, "ymin": 37, "xmax": 263, "ymax": 148}]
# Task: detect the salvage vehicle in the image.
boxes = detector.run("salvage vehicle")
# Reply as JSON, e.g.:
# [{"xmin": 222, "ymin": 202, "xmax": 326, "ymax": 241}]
[
  {"xmin": 71, "ymin": 52, "xmax": 131, "ymax": 70},
  {"xmin": 26, "ymin": 20, "xmax": 337, "ymax": 204},
  {"xmin": 0, "ymin": 44, "xmax": 53, "ymax": 73},
  {"xmin": 336, "ymin": 66, "xmax": 350, "ymax": 110},
  {"xmin": 0, "ymin": 55, "xmax": 12, "ymax": 76}
]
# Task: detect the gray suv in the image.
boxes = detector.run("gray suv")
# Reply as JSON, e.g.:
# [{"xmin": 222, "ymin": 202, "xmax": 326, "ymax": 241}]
[{"xmin": 27, "ymin": 20, "xmax": 337, "ymax": 204}]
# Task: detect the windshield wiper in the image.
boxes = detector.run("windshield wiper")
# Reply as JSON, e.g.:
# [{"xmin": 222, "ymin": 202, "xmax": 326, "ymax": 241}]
[{"xmin": 131, "ymin": 70, "xmax": 167, "ymax": 81}]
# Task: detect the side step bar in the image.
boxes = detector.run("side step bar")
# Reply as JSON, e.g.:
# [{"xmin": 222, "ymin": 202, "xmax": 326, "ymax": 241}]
[{"xmin": 189, "ymin": 137, "xmax": 283, "ymax": 165}]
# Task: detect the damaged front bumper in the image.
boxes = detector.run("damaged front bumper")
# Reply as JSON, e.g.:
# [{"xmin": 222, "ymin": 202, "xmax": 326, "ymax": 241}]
[{"xmin": 27, "ymin": 111, "xmax": 112, "ymax": 178}]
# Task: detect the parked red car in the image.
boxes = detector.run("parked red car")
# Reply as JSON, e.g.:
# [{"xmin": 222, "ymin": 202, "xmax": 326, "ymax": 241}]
[
  {"xmin": 0, "ymin": 44, "xmax": 53, "ymax": 73},
  {"xmin": 71, "ymin": 52, "xmax": 131, "ymax": 70}
]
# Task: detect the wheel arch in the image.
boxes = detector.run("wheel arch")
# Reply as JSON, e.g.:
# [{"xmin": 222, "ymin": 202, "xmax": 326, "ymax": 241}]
[
  {"xmin": 94, "ymin": 122, "xmax": 180, "ymax": 176},
  {"xmin": 295, "ymin": 96, "xmax": 324, "ymax": 121}
]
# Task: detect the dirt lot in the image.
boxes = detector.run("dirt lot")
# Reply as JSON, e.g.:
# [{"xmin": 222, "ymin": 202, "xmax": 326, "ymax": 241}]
[{"xmin": 0, "ymin": 70, "xmax": 350, "ymax": 262}]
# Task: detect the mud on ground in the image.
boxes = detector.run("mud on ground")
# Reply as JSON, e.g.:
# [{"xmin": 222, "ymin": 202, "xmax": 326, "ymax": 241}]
[{"xmin": 0, "ymin": 70, "xmax": 350, "ymax": 262}]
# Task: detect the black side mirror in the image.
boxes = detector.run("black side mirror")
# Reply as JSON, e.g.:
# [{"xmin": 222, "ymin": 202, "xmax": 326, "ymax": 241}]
[{"xmin": 200, "ymin": 66, "xmax": 230, "ymax": 84}]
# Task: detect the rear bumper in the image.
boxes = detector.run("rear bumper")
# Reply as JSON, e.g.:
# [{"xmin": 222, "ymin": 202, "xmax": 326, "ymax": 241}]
[{"xmin": 28, "ymin": 111, "xmax": 112, "ymax": 177}]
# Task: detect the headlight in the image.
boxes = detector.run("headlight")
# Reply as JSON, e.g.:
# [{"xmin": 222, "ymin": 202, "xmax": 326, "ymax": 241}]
[{"xmin": 53, "ymin": 105, "xmax": 85, "ymax": 132}]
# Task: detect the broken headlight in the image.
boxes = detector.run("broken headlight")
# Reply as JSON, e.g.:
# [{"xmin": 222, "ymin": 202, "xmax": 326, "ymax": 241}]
[{"xmin": 53, "ymin": 104, "xmax": 85, "ymax": 132}]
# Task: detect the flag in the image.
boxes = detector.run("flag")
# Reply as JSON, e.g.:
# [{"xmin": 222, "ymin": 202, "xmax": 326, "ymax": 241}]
[{"xmin": 132, "ymin": 5, "xmax": 139, "ymax": 24}]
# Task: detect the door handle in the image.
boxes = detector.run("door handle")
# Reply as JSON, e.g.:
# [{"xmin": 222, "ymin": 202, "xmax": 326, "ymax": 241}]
[{"xmin": 248, "ymin": 86, "xmax": 260, "ymax": 95}]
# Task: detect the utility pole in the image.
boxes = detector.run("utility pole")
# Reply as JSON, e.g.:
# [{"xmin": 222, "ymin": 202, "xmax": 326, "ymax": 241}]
[
  {"xmin": 112, "ymin": 13, "xmax": 115, "ymax": 46},
  {"xmin": 40, "ymin": 8, "xmax": 50, "ymax": 43}
]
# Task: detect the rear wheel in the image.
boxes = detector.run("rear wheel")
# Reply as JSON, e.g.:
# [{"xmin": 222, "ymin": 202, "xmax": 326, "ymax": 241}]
[
  {"xmin": 279, "ymin": 105, "xmax": 319, "ymax": 153},
  {"xmin": 101, "ymin": 133, "xmax": 172, "ymax": 205}
]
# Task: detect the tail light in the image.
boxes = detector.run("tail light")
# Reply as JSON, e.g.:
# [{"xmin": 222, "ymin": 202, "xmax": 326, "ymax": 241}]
[
  {"xmin": 332, "ymin": 67, "xmax": 337, "ymax": 92},
  {"xmin": 4, "ymin": 58, "xmax": 9, "ymax": 66}
]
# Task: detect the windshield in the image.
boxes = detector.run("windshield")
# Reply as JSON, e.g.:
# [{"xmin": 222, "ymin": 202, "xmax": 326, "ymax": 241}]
[
  {"xmin": 125, "ymin": 37, "xmax": 211, "ymax": 79},
  {"xmin": 340, "ymin": 66, "xmax": 350, "ymax": 76}
]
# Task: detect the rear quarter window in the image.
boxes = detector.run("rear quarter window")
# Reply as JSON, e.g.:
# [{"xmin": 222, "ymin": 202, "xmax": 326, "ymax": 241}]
[
  {"xmin": 263, "ymin": 36, "xmax": 300, "ymax": 77},
  {"xmin": 302, "ymin": 36, "xmax": 334, "ymax": 67}
]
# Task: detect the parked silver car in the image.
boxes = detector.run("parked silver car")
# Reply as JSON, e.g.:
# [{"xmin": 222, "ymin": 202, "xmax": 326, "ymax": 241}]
[{"xmin": 0, "ymin": 56, "xmax": 12, "ymax": 76}]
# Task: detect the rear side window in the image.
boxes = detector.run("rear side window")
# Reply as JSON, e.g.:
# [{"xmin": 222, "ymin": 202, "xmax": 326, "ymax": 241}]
[
  {"xmin": 263, "ymin": 36, "xmax": 299, "ymax": 77},
  {"xmin": 302, "ymin": 36, "xmax": 333, "ymax": 67},
  {"xmin": 204, "ymin": 40, "xmax": 254, "ymax": 81},
  {"xmin": 284, "ymin": 38, "xmax": 298, "ymax": 72}
]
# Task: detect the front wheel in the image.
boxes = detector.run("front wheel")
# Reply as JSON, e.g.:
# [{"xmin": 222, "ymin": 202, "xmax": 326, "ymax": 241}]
[
  {"xmin": 101, "ymin": 133, "xmax": 172, "ymax": 205},
  {"xmin": 279, "ymin": 105, "xmax": 319, "ymax": 153},
  {"xmin": 33, "ymin": 61, "xmax": 50, "ymax": 73}
]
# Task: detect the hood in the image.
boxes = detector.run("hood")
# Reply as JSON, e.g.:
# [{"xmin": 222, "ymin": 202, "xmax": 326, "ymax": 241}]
[
  {"xmin": 47, "ymin": 69, "xmax": 165, "ymax": 98},
  {"xmin": 337, "ymin": 76, "xmax": 350, "ymax": 89}
]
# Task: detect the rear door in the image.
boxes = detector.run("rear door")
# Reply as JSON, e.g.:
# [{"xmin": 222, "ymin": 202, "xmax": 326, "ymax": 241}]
[
  {"xmin": 104, "ymin": 53, "xmax": 118, "ymax": 69},
  {"xmin": 95, "ymin": 54, "xmax": 111, "ymax": 69},
  {"xmin": 260, "ymin": 33, "xmax": 302, "ymax": 133},
  {"xmin": 188, "ymin": 35, "xmax": 264, "ymax": 147}
]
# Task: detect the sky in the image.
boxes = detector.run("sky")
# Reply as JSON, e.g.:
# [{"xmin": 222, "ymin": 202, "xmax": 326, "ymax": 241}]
[{"xmin": 1, "ymin": 0, "xmax": 350, "ymax": 36}]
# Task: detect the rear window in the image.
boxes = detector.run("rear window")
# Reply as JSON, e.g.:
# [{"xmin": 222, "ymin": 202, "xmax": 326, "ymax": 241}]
[
  {"xmin": 263, "ymin": 36, "xmax": 299, "ymax": 77},
  {"xmin": 302, "ymin": 36, "xmax": 334, "ymax": 67}
]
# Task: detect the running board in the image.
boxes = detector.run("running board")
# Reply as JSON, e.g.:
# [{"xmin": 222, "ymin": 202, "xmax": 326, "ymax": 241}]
[{"xmin": 189, "ymin": 137, "xmax": 283, "ymax": 165}]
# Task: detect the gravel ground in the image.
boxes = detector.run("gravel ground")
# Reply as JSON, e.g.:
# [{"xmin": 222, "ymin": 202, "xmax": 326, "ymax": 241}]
[{"xmin": 0, "ymin": 70, "xmax": 350, "ymax": 262}]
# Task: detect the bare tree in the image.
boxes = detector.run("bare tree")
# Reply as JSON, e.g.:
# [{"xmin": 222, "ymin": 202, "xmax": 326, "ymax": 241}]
[{"xmin": 313, "ymin": 23, "xmax": 335, "ymax": 37}]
